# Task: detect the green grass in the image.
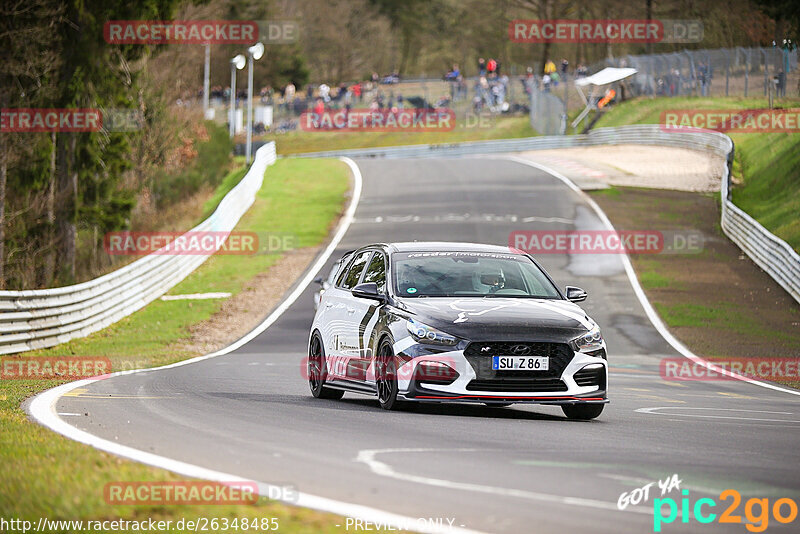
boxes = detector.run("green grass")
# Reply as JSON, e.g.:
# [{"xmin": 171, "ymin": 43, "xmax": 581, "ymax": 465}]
[
  {"xmin": 638, "ymin": 269, "xmax": 672, "ymax": 289},
  {"xmin": 0, "ymin": 158, "xmax": 351, "ymax": 531},
  {"xmin": 653, "ymin": 301, "xmax": 798, "ymax": 344},
  {"xmin": 594, "ymin": 96, "xmax": 800, "ymax": 251},
  {"xmin": 729, "ymin": 133, "xmax": 800, "ymax": 251},
  {"xmin": 264, "ymin": 115, "xmax": 535, "ymax": 155}
]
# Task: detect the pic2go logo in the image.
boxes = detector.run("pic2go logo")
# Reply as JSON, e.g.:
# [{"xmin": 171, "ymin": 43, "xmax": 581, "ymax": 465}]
[{"xmin": 654, "ymin": 490, "xmax": 799, "ymax": 532}]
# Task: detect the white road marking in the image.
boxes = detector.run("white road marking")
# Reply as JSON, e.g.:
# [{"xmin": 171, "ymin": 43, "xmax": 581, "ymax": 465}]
[
  {"xmin": 503, "ymin": 155, "xmax": 800, "ymax": 398},
  {"xmin": 160, "ymin": 292, "xmax": 231, "ymax": 301},
  {"xmin": 635, "ymin": 406, "xmax": 800, "ymax": 423},
  {"xmin": 356, "ymin": 448, "xmax": 652, "ymax": 516},
  {"xmin": 57, "ymin": 412, "xmax": 82, "ymax": 416}
]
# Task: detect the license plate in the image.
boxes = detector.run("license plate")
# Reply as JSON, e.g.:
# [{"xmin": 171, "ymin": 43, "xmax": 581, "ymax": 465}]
[{"xmin": 492, "ymin": 356, "xmax": 549, "ymax": 371}]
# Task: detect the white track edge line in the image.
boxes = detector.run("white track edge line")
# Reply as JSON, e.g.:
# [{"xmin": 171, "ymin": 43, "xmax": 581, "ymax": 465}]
[
  {"xmin": 27, "ymin": 158, "xmax": 482, "ymax": 534},
  {"xmin": 503, "ymin": 155, "xmax": 800, "ymax": 398}
]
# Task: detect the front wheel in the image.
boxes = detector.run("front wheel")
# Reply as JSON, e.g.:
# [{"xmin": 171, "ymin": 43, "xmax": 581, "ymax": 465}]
[
  {"xmin": 308, "ymin": 334, "xmax": 344, "ymax": 400},
  {"xmin": 375, "ymin": 338, "xmax": 402, "ymax": 410},
  {"xmin": 561, "ymin": 403, "xmax": 604, "ymax": 420}
]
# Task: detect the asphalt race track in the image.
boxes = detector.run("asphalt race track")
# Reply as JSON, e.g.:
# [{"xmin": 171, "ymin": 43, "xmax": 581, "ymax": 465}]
[{"xmin": 52, "ymin": 157, "xmax": 800, "ymax": 533}]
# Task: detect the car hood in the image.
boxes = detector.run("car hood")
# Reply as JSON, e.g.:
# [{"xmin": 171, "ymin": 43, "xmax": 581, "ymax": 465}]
[{"xmin": 395, "ymin": 297, "xmax": 593, "ymax": 343}]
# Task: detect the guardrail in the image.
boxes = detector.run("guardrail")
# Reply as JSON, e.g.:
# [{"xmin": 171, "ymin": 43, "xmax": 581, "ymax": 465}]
[
  {"xmin": 0, "ymin": 142, "xmax": 277, "ymax": 355},
  {"xmin": 295, "ymin": 125, "xmax": 799, "ymax": 304}
]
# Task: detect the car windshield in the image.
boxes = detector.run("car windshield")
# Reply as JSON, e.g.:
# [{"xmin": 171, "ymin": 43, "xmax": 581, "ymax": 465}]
[{"xmin": 392, "ymin": 251, "xmax": 561, "ymax": 298}]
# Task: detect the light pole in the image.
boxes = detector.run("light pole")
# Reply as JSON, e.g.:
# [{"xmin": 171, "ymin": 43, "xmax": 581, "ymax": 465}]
[
  {"xmin": 202, "ymin": 44, "xmax": 210, "ymax": 118},
  {"xmin": 229, "ymin": 54, "xmax": 246, "ymax": 138},
  {"xmin": 245, "ymin": 42, "xmax": 265, "ymax": 164}
]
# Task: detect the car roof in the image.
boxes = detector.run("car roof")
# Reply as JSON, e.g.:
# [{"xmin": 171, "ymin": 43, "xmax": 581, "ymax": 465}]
[{"xmin": 382, "ymin": 242, "xmax": 522, "ymax": 254}]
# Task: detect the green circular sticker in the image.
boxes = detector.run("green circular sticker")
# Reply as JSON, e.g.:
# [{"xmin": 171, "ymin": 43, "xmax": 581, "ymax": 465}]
[{"xmin": 407, "ymin": 287, "xmax": 417, "ymax": 294}]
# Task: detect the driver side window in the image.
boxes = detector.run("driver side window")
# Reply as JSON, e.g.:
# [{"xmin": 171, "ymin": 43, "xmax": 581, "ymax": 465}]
[{"xmin": 361, "ymin": 252, "xmax": 387, "ymax": 293}]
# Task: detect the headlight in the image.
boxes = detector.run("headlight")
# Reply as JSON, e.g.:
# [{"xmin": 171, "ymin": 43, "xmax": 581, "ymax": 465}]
[
  {"xmin": 571, "ymin": 325, "xmax": 604, "ymax": 352},
  {"xmin": 406, "ymin": 319, "xmax": 457, "ymax": 346}
]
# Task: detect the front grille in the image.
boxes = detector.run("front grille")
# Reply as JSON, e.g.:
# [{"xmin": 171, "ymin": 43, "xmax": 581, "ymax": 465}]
[
  {"xmin": 464, "ymin": 341, "xmax": 574, "ymax": 380},
  {"xmin": 574, "ymin": 366, "xmax": 606, "ymax": 389},
  {"xmin": 466, "ymin": 378, "xmax": 568, "ymax": 392}
]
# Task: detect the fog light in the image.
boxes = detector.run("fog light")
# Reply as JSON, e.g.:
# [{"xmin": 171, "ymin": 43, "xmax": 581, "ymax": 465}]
[{"xmin": 414, "ymin": 361, "xmax": 459, "ymax": 385}]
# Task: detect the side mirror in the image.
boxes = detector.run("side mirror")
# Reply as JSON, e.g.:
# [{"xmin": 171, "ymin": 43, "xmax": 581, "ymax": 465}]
[
  {"xmin": 565, "ymin": 286, "xmax": 587, "ymax": 302},
  {"xmin": 313, "ymin": 276, "xmax": 324, "ymax": 285},
  {"xmin": 352, "ymin": 282, "xmax": 384, "ymax": 301}
]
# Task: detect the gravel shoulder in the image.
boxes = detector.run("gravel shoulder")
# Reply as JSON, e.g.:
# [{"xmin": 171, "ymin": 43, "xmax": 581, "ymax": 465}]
[{"xmin": 520, "ymin": 144, "xmax": 726, "ymax": 192}]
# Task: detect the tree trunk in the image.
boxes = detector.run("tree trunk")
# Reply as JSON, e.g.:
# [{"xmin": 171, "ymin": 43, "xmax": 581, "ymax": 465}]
[
  {"xmin": 540, "ymin": 41, "xmax": 551, "ymax": 75},
  {"xmin": 646, "ymin": 0, "xmax": 653, "ymax": 55},
  {"xmin": 398, "ymin": 28, "xmax": 413, "ymax": 77},
  {"xmin": 0, "ymin": 132, "xmax": 6, "ymax": 290},
  {"xmin": 56, "ymin": 131, "xmax": 77, "ymax": 283},
  {"xmin": 43, "ymin": 131, "xmax": 57, "ymax": 285}
]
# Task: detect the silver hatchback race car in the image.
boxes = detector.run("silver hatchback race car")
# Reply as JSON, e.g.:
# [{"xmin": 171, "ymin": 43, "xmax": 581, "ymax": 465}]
[{"xmin": 308, "ymin": 242, "xmax": 608, "ymax": 419}]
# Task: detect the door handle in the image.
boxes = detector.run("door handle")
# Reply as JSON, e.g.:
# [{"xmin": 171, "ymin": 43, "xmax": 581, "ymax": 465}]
[{"xmin": 347, "ymin": 307, "xmax": 356, "ymax": 314}]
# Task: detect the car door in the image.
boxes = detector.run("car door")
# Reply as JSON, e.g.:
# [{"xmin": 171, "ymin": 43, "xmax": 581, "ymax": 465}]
[
  {"xmin": 324, "ymin": 250, "xmax": 372, "ymax": 385},
  {"xmin": 350, "ymin": 251, "xmax": 388, "ymax": 384}
]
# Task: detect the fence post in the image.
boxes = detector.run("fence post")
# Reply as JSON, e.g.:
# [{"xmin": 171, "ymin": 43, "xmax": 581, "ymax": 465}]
[
  {"xmin": 744, "ymin": 49, "xmax": 749, "ymax": 97},
  {"xmin": 685, "ymin": 50, "xmax": 696, "ymax": 96},
  {"xmin": 724, "ymin": 49, "xmax": 730, "ymax": 96},
  {"xmin": 762, "ymin": 48, "xmax": 769, "ymax": 96}
]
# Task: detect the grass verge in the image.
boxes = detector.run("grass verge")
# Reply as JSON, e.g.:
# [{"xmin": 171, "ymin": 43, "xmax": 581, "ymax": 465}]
[
  {"xmin": 592, "ymin": 95, "xmax": 800, "ymax": 252},
  {"xmin": 590, "ymin": 186, "xmax": 800, "ymax": 389},
  {"xmin": 263, "ymin": 115, "xmax": 535, "ymax": 155},
  {"xmin": 0, "ymin": 158, "xmax": 351, "ymax": 532}
]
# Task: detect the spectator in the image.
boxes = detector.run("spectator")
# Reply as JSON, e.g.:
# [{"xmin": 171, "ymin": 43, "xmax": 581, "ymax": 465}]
[
  {"xmin": 319, "ymin": 83, "xmax": 330, "ymax": 103},
  {"xmin": 312, "ymin": 98, "xmax": 324, "ymax": 127},
  {"xmin": 697, "ymin": 63, "xmax": 709, "ymax": 96},
  {"xmin": 445, "ymin": 63, "xmax": 460, "ymax": 80},
  {"xmin": 487, "ymin": 58, "xmax": 497, "ymax": 76},
  {"xmin": 478, "ymin": 58, "xmax": 486, "ymax": 76}
]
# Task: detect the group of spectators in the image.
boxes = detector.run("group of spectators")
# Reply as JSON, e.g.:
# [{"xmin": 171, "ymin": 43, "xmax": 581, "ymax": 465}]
[{"xmin": 187, "ymin": 57, "xmax": 604, "ymax": 132}]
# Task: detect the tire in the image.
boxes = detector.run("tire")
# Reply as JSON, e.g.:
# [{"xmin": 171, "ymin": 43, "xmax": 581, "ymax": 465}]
[
  {"xmin": 308, "ymin": 334, "xmax": 344, "ymax": 400},
  {"xmin": 561, "ymin": 403, "xmax": 604, "ymax": 420},
  {"xmin": 375, "ymin": 337, "xmax": 402, "ymax": 410}
]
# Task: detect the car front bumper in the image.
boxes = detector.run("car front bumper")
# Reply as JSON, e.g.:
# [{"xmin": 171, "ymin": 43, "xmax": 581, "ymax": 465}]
[{"xmin": 391, "ymin": 336, "xmax": 609, "ymax": 405}]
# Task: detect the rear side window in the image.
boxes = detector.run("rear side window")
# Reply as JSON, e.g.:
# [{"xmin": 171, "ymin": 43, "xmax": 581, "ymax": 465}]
[
  {"xmin": 361, "ymin": 253, "xmax": 387, "ymax": 293},
  {"xmin": 335, "ymin": 254, "xmax": 353, "ymax": 286},
  {"xmin": 340, "ymin": 251, "xmax": 371, "ymax": 289}
]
